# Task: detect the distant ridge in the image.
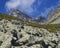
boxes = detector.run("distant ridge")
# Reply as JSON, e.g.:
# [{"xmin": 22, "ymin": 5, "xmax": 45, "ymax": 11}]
[
  {"xmin": 8, "ymin": 9, "xmax": 46, "ymax": 24},
  {"xmin": 9, "ymin": 9, "xmax": 33, "ymax": 22},
  {"xmin": 8, "ymin": 6, "xmax": 60, "ymax": 24},
  {"xmin": 45, "ymin": 6, "xmax": 60, "ymax": 24}
]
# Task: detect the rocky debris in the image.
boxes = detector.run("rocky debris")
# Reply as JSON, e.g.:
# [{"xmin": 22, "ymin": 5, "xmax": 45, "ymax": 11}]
[{"xmin": 0, "ymin": 19, "xmax": 60, "ymax": 48}]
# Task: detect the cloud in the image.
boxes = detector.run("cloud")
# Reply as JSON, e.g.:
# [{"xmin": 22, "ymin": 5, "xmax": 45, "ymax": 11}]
[{"xmin": 5, "ymin": 0, "xmax": 36, "ymax": 14}]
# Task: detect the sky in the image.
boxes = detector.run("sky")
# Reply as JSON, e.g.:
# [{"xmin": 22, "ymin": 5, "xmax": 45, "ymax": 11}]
[{"xmin": 0, "ymin": 0, "xmax": 60, "ymax": 18}]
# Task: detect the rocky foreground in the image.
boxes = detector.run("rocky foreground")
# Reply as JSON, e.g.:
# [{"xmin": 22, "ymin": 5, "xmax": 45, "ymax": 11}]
[{"xmin": 0, "ymin": 19, "xmax": 60, "ymax": 48}]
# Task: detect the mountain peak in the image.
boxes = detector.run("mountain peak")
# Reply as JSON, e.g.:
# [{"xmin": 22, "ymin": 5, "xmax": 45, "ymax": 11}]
[
  {"xmin": 9, "ymin": 9, "xmax": 33, "ymax": 22},
  {"xmin": 8, "ymin": 9, "xmax": 46, "ymax": 24}
]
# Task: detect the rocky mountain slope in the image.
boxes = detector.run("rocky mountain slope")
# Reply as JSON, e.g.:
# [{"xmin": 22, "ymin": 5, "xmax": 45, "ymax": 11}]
[
  {"xmin": 9, "ymin": 9, "xmax": 33, "ymax": 22},
  {"xmin": 9, "ymin": 9, "xmax": 46, "ymax": 24},
  {"xmin": 8, "ymin": 6, "xmax": 60, "ymax": 24},
  {"xmin": 0, "ymin": 16, "xmax": 60, "ymax": 48},
  {"xmin": 0, "ymin": 13, "xmax": 60, "ymax": 32},
  {"xmin": 46, "ymin": 6, "xmax": 60, "ymax": 24},
  {"xmin": 0, "ymin": 6, "xmax": 60, "ymax": 48}
]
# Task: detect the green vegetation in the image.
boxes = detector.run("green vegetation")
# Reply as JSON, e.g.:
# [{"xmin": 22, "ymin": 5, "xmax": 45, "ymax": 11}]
[
  {"xmin": 26, "ymin": 21, "xmax": 60, "ymax": 32},
  {"xmin": 0, "ymin": 13, "xmax": 60, "ymax": 32},
  {"xmin": 0, "ymin": 13, "xmax": 23, "ymax": 22}
]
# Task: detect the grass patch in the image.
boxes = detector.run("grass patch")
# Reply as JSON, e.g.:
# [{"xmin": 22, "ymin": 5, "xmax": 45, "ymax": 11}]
[
  {"xmin": 0, "ymin": 13, "xmax": 23, "ymax": 22},
  {"xmin": 25, "ymin": 21, "xmax": 60, "ymax": 32}
]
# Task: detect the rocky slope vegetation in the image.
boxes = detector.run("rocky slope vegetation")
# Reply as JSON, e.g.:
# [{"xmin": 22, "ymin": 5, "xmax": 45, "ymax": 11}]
[{"xmin": 0, "ymin": 18, "xmax": 60, "ymax": 48}]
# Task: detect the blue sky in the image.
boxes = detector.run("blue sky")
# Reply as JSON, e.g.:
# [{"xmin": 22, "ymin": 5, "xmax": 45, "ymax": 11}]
[{"xmin": 0, "ymin": 0, "xmax": 60, "ymax": 18}]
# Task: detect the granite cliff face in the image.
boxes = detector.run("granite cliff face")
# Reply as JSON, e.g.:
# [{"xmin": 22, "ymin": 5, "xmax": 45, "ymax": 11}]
[{"xmin": 0, "ymin": 19, "xmax": 60, "ymax": 48}]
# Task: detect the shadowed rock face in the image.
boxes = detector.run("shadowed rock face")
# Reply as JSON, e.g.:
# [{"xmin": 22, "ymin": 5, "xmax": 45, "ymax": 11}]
[{"xmin": 0, "ymin": 19, "xmax": 60, "ymax": 48}]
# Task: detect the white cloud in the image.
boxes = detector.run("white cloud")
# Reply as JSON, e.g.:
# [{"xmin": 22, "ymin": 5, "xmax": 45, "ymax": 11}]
[{"xmin": 5, "ymin": 0, "xmax": 36, "ymax": 14}]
